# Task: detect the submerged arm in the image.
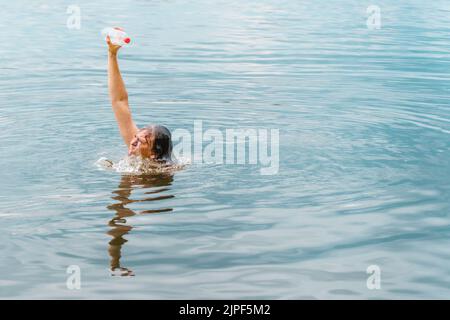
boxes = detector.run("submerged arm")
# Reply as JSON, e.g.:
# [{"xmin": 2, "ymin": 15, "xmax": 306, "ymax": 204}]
[{"xmin": 107, "ymin": 38, "xmax": 138, "ymax": 146}]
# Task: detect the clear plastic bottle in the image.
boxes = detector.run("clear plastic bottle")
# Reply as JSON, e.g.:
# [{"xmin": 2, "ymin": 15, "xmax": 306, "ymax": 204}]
[{"xmin": 102, "ymin": 27, "xmax": 131, "ymax": 46}]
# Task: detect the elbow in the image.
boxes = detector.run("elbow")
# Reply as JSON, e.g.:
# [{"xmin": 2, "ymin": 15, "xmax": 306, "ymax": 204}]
[{"xmin": 111, "ymin": 95, "xmax": 128, "ymax": 104}]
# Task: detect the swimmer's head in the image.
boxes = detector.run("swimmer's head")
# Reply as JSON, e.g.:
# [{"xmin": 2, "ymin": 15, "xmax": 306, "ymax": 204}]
[{"xmin": 128, "ymin": 125, "xmax": 172, "ymax": 161}]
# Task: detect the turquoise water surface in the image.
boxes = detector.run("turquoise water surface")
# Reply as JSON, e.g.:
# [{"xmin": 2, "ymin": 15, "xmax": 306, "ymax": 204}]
[{"xmin": 0, "ymin": 0, "xmax": 449, "ymax": 299}]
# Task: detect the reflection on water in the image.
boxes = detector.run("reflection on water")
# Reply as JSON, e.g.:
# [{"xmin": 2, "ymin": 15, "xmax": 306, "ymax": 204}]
[{"xmin": 107, "ymin": 174, "xmax": 174, "ymax": 276}]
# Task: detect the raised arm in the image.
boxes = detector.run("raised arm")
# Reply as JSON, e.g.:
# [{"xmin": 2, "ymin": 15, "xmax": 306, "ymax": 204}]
[{"xmin": 107, "ymin": 36, "xmax": 138, "ymax": 147}]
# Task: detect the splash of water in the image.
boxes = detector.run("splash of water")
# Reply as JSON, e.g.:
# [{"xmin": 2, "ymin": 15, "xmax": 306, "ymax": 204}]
[{"xmin": 96, "ymin": 155, "xmax": 189, "ymax": 174}]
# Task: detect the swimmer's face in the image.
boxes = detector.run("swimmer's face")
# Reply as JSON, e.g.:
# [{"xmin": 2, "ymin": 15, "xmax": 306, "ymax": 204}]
[
  {"xmin": 128, "ymin": 130, "xmax": 153, "ymax": 158},
  {"xmin": 128, "ymin": 125, "xmax": 173, "ymax": 161}
]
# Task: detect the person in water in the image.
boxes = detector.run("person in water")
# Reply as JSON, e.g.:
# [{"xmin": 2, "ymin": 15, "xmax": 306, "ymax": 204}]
[{"xmin": 107, "ymin": 35, "xmax": 172, "ymax": 161}]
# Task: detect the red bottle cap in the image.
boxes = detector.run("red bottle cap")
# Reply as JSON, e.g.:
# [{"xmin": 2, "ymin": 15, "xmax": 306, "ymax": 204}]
[{"xmin": 124, "ymin": 38, "xmax": 131, "ymax": 44}]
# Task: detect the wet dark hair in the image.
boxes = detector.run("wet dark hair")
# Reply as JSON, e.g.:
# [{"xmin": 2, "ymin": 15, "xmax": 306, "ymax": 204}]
[{"xmin": 143, "ymin": 125, "xmax": 172, "ymax": 161}]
